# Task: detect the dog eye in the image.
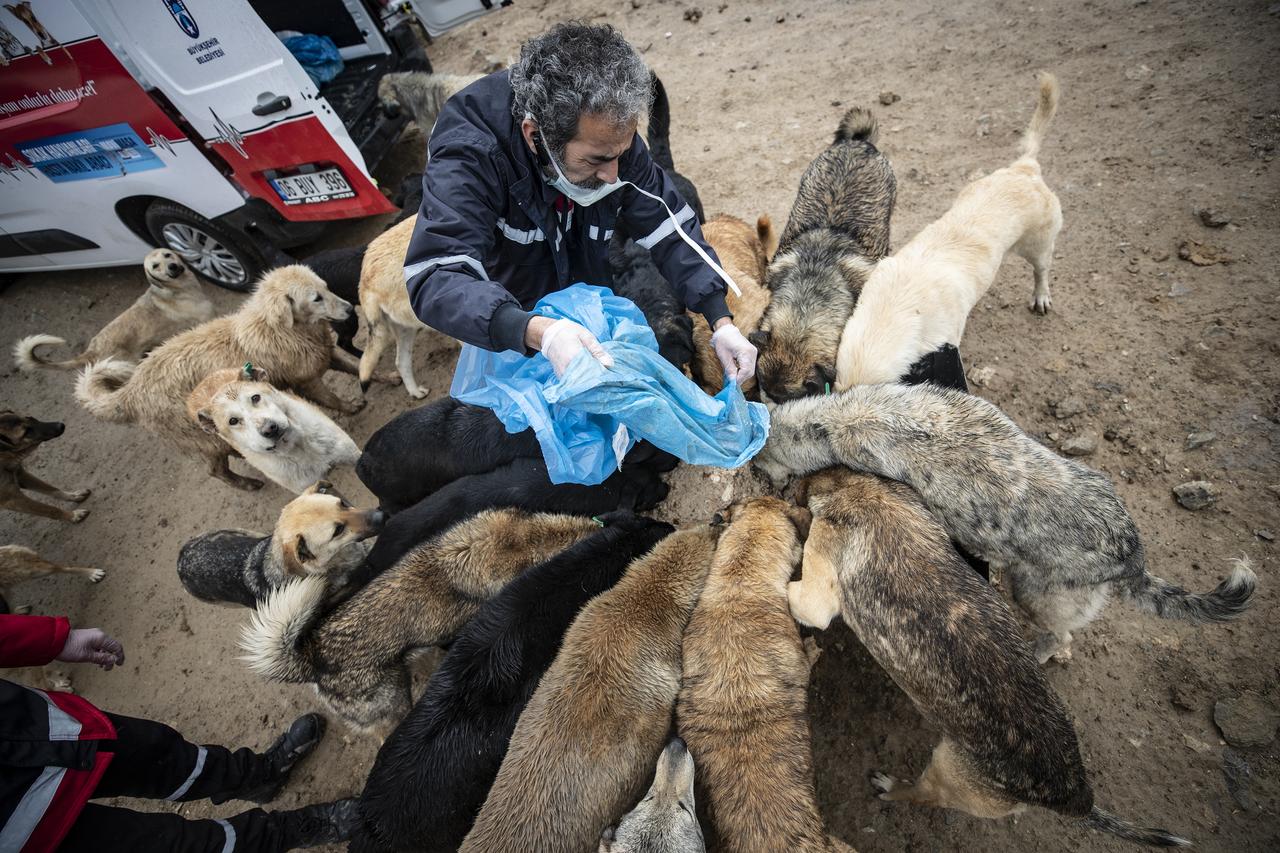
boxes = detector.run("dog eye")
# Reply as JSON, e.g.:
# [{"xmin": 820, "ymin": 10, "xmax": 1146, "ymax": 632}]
[
  {"xmin": 250, "ymin": 394, "xmax": 260, "ymax": 404},
  {"xmin": 228, "ymin": 417, "xmax": 239, "ymax": 426},
  {"xmin": 333, "ymin": 523, "xmax": 345, "ymax": 537},
  {"xmin": 312, "ymin": 292, "xmax": 322, "ymax": 302}
]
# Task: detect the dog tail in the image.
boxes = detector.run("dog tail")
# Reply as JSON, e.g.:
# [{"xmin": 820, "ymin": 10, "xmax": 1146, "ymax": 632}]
[
  {"xmin": 74, "ymin": 358, "xmax": 137, "ymax": 422},
  {"xmin": 239, "ymin": 574, "xmax": 326, "ymax": 684},
  {"xmin": 757, "ymin": 214, "xmax": 779, "ymax": 260},
  {"xmin": 1081, "ymin": 807, "xmax": 1190, "ymax": 847},
  {"xmin": 14, "ymin": 334, "xmax": 85, "ymax": 371},
  {"xmin": 646, "ymin": 71, "xmax": 675, "ymax": 171},
  {"xmin": 833, "ymin": 106, "xmax": 878, "ymax": 146},
  {"xmin": 1123, "ymin": 557, "xmax": 1256, "ymax": 624},
  {"xmin": 1020, "ymin": 71, "xmax": 1059, "ymax": 160}
]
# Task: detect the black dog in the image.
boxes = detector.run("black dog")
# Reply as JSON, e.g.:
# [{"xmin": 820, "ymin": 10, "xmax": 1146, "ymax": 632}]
[
  {"xmin": 300, "ymin": 246, "xmax": 365, "ymax": 358},
  {"xmin": 350, "ymin": 511, "xmax": 673, "ymax": 853},
  {"xmin": 357, "ymin": 397, "xmax": 677, "ymax": 514},
  {"xmin": 353, "ymin": 457, "xmax": 669, "ymax": 586}
]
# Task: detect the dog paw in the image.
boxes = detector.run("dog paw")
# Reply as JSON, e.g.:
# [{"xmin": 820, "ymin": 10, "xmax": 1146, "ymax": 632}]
[
  {"xmin": 69, "ymin": 489, "xmax": 91, "ymax": 503},
  {"xmin": 1029, "ymin": 294, "xmax": 1052, "ymax": 314},
  {"xmin": 87, "ymin": 569, "xmax": 106, "ymax": 584},
  {"xmin": 1050, "ymin": 647, "xmax": 1073, "ymax": 664},
  {"xmin": 376, "ymin": 371, "xmax": 402, "ymax": 386},
  {"xmin": 70, "ymin": 509, "xmax": 89, "ymax": 523},
  {"xmin": 46, "ymin": 669, "xmax": 74, "ymax": 693},
  {"xmin": 13, "ymin": 604, "xmax": 32, "ymax": 615},
  {"xmin": 407, "ymin": 386, "xmax": 430, "ymax": 400},
  {"xmin": 870, "ymin": 772, "xmax": 898, "ymax": 796},
  {"xmin": 231, "ymin": 477, "xmax": 265, "ymax": 492}
]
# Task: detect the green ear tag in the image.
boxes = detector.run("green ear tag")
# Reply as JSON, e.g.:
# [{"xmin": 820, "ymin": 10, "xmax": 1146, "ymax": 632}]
[
  {"xmin": 824, "ymin": 382, "xmax": 831, "ymax": 395},
  {"xmin": 243, "ymin": 362, "xmax": 254, "ymax": 379},
  {"xmin": 591, "ymin": 516, "xmax": 605, "ymax": 528}
]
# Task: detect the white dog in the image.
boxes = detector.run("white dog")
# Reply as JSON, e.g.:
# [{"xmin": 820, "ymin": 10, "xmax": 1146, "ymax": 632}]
[
  {"xmin": 835, "ymin": 72, "xmax": 1062, "ymax": 389},
  {"xmin": 187, "ymin": 366, "xmax": 359, "ymax": 493}
]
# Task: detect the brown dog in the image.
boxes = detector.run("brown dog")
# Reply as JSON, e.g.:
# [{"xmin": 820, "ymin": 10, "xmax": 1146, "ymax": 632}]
[
  {"xmin": 676, "ymin": 496, "xmax": 852, "ymax": 853},
  {"xmin": 1, "ymin": 544, "xmax": 103, "ymax": 614},
  {"xmin": 461, "ymin": 525, "xmax": 719, "ymax": 853},
  {"xmin": 688, "ymin": 215, "xmax": 776, "ymax": 397},
  {"xmin": 75, "ymin": 265, "xmax": 358, "ymax": 490},
  {"xmin": 790, "ymin": 468, "xmax": 1188, "ymax": 846},
  {"xmin": 0, "ymin": 412, "xmax": 90, "ymax": 522}
]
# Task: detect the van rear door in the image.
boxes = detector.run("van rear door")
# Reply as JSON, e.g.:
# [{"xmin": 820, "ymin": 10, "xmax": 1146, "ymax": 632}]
[
  {"xmin": 402, "ymin": 0, "xmax": 505, "ymax": 38},
  {"xmin": 80, "ymin": 0, "xmax": 392, "ymax": 222}
]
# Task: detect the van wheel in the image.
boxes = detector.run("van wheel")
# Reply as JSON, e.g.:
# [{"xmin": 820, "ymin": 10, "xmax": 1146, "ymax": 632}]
[{"xmin": 144, "ymin": 201, "xmax": 266, "ymax": 291}]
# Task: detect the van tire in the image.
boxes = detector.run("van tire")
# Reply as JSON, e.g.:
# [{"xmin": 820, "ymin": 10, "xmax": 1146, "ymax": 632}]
[{"xmin": 144, "ymin": 201, "xmax": 267, "ymax": 292}]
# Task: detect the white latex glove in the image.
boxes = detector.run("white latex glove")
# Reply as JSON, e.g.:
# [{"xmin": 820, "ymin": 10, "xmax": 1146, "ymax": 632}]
[
  {"xmin": 540, "ymin": 318, "xmax": 615, "ymax": 378},
  {"xmin": 57, "ymin": 627, "xmax": 125, "ymax": 671},
  {"xmin": 711, "ymin": 323, "xmax": 757, "ymax": 385}
]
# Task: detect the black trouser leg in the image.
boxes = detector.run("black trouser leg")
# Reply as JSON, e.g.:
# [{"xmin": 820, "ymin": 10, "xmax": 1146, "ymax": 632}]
[
  {"xmin": 60, "ymin": 802, "xmax": 289, "ymax": 853},
  {"xmin": 93, "ymin": 713, "xmax": 272, "ymax": 803},
  {"xmin": 902, "ymin": 344, "xmax": 990, "ymax": 580}
]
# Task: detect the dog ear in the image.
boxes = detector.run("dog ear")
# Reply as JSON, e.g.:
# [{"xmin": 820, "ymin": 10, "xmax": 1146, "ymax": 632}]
[
  {"xmin": 748, "ymin": 329, "xmax": 770, "ymax": 348},
  {"xmin": 261, "ymin": 284, "xmax": 295, "ymax": 328},
  {"xmin": 785, "ymin": 504, "xmax": 813, "ymax": 541},
  {"xmin": 838, "ymin": 255, "xmax": 874, "ymax": 286},
  {"xmin": 241, "ymin": 362, "xmax": 268, "ymax": 382},
  {"xmin": 312, "ymin": 479, "xmax": 334, "ymax": 495},
  {"xmin": 195, "ymin": 409, "xmax": 219, "ymax": 435},
  {"xmin": 283, "ymin": 534, "xmax": 314, "ymax": 576}
]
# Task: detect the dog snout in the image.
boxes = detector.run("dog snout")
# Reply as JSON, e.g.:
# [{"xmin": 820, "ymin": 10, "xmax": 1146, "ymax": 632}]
[
  {"xmin": 367, "ymin": 509, "xmax": 387, "ymax": 531},
  {"xmin": 331, "ymin": 298, "xmax": 354, "ymax": 320},
  {"xmin": 167, "ymin": 263, "xmax": 183, "ymax": 277},
  {"xmin": 259, "ymin": 422, "xmax": 283, "ymax": 440}
]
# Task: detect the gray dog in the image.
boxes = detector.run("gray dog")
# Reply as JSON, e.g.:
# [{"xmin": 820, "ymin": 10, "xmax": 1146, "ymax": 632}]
[
  {"xmin": 756, "ymin": 383, "xmax": 1256, "ymax": 662},
  {"xmin": 752, "ymin": 107, "xmax": 897, "ymax": 403}
]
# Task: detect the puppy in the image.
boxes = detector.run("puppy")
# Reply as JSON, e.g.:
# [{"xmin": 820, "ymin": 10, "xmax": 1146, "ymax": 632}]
[
  {"xmin": 688, "ymin": 214, "xmax": 776, "ymax": 395},
  {"xmin": 836, "ymin": 73, "xmax": 1063, "ymax": 389},
  {"xmin": 177, "ymin": 481, "xmax": 384, "ymax": 608},
  {"xmin": 461, "ymin": 524, "xmax": 719, "ymax": 853},
  {"xmin": 1, "ymin": 545, "xmax": 103, "ymax": 614},
  {"xmin": 352, "ymin": 513, "xmax": 674, "ymax": 853},
  {"xmin": 600, "ymin": 738, "xmax": 705, "ymax": 853},
  {"xmin": 378, "ymin": 71, "xmax": 483, "ymax": 138},
  {"xmin": 241, "ymin": 509, "xmax": 599, "ymax": 733},
  {"xmin": 791, "ymin": 468, "xmax": 1188, "ymax": 846},
  {"xmin": 0, "ymin": 411, "xmax": 90, "ymax": 522},
  {"xmin": 358, "ymin": 456, "xmax": 670, "ymax": 583},
  {"xmin": 676, "ymin": 496, "xmax": 850, "ymax": 853},
  {"xmin": 187, "ymin": 365, "xmax": 360, "ymax": 493},
  {"xmin": 756, "ymin": 383, "xmax": 1257, "ymax": 662},
  {"xmin": 15, "ymin": 250, "xmax": 214, "ymax": 372},
  {"xmin": 76, "ymin": 265, "xmax": 359, "ymax": 490},
  {"xmin": 753, "ymin": 107, "xmax": 896, "ymax": 402}
]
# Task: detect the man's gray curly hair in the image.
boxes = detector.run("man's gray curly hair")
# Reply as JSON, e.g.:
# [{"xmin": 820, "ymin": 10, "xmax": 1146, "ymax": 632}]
[{"xmin": 510, "ymin": 22, "xmax": 651, "ymax": 156}]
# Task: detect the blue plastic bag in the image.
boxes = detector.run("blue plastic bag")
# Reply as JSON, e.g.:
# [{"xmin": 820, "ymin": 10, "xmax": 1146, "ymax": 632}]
[
  {"xmin": 451, "ymin": 285, "xmax": 770, "ymax": 485},
  {"xmin": 282, "ymin": 35, "xmax": 344, "ymax": 87}
]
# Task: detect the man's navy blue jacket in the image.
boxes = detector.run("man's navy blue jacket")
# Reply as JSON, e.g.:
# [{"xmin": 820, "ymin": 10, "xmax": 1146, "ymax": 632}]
[{"xmin": 402, "ymin": 71, "xmax": 730, "ymax": 353}]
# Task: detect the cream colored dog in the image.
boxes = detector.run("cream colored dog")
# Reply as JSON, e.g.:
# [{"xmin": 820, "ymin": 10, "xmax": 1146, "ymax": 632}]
[
  {"xmin": 188, "ymin": 366, "xmax": 360, "ymax": 494},
  {"xmin": 835, "ymin": 72, "xmax": 1062, "ymax": 389},
  {"xmin": 15, "ymin": 250, "xmax": 215, "ymax": 372}
]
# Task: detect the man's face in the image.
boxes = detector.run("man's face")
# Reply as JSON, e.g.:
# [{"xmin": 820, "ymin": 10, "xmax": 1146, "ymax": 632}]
[{"xmin": 536, "ymin": 112, "xmax": 636, "ymax": 189}]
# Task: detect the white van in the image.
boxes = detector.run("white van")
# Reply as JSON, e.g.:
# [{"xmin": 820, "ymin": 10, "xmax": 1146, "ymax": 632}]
[{"xmin": 0, "ymin": 0, "xmax": 502, "ymax": 290}]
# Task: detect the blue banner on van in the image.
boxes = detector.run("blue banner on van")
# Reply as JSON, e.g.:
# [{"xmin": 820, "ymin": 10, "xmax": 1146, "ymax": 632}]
[{"xmin": 16, "ymin": 123, "xmax": 164, "ymax": 183}]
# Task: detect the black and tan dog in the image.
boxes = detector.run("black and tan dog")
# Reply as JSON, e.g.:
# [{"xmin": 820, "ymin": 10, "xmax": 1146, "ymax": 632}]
[
  {"xmin": 753, "ymin": 107, "xmax": 897, "ymax": 402},
  {"xmin": 460, "ymin": 524, "xmax": 719, "ymax": 852},
  {"xmin": 241, "ymin": 509, "xmax": 601, "ymax": 733},
  {"xmin": 178, "ymin": 481, "xmax": 384, "ymax": 608},
  {"xmin": 0, "ymin": 411, "xmax": 91, "ymax": 522},
  {"xmin": 790, "ymin": 467, "xmax": 1188, "ymax": 846},
  {"xmin": 352, "ymin": 512, "xmax": 674, "ymax": 853}
]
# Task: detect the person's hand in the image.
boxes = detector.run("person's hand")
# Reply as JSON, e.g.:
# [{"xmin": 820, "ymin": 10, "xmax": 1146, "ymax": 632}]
[
  {"xmin": 711, "ymin": 322, "xmax": 757, "ymax": 385},
  {"xmin": 539, "ymin": 318, "xmax": 615, "ymax": 378},
  {"xmin": 57, "ymin": 628, "xmax": 125, "ymax": 671}
]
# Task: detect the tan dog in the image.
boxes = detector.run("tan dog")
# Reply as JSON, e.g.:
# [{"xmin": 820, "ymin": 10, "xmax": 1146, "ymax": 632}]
[
  {"xmin": 688, "ymin": 214, "xmax": 776, "ymax": 396},
  {"xmin": 3, "ymin": 2, "xmax": 69, "ymax": 64},
  {"xmin": 75, "ymin": 265, "xmax": 358, "ymax": 490},
  {"xmin": 187, "ymin": 365, "xmax": 360, "ymax": 493},
  {"xmin": 242, "ymin": 509, "xmax": 598, "ymax": 733},
  {"xmin": 677, "ymin": 496, "xmax": 852, "ymax": 853},
  {"xmin": 15, "ymin": 250, "xmax": 214, "ymax": 372},
  {"xmin": 462, "ymin": 525, "xmax": 719, "ymax": 853},
  {"xmin": 790, "ymin": 468, "xmax": 1188, "ymax": 846},
  {"xmin": 1, "ymin": 544, "xmax": 103, "ymax": 614},
  {"xmin": 835, "ymin": 73, "xmax": 1062, "ymax": 388},
  {"xmin": 378, "ymin": 71, "xmax": 483, "ymax": 137},
  {"xmin": 0, "ymin": 411, "xmax": 90, "ymax": 523},
  {"xmin": 358, "ymin": 215, "xmax": 445, "ymax": 399}
]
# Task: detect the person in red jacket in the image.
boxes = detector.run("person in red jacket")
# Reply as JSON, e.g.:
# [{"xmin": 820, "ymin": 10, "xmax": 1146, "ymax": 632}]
[{"xmin": 0, "ymin": 613, "xmax": 357, "ymax": 852}]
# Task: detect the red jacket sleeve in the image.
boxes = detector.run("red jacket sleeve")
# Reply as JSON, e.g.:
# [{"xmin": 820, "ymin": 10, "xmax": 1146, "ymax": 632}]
[{"xmin": 0, "ymin": 614, "xmax": 70, "ymax": 668}]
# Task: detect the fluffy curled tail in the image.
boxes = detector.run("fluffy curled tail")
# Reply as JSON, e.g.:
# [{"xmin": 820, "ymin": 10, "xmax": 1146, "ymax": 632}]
[
  {"xmin": 757, "ymin": 215, "xmax": 779, "ymax": 260},
  {"xmin": 833, "ymin": 106, "xmax": 878, "ymax": 146},
  {"xmin": 239, "ymin": 574, "xmax": 327, "ymax": 684},
  {"xmin": 14, "ymin": 334, "xmax": 85, "ymax": 371},
  {"xmin": 74, "ymin": 358, "xmax": 138, "ymax": 422},
  {"xmin": 1020, "ymin": 71, "xmax": 1060, "ymax": 160},
  {"xmin": 1082, "ymin": 807, "xmax": 1190, "ymax": 847},
  {"xmin": 1123, "ymin": 557, "xmax": 1256, "ymax": 623}
]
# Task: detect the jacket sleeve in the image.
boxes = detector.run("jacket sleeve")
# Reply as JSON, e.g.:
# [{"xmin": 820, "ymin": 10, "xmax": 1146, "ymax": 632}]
[
  {"xmin": 0, "ymin": 615, "xmax": 70, "ymax": 668},
  {"xmin": 616, "ymin": 139, "xmax": 730, "ymax": 327},
  {"xmin": 403, "ymin": 134, "xmax": 532, "ymax": 353}
]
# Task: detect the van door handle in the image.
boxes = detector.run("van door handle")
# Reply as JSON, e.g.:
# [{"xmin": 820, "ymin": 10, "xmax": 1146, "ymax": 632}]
[{"xmin": 252, "ymin": 94, "xmax": 292, "ymax": 116}]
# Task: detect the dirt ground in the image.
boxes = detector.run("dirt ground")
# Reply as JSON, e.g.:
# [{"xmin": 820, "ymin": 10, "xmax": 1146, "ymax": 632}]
[{"xmin": 2, "ymin": 0, "xmax": 1277, "ymax": 849}]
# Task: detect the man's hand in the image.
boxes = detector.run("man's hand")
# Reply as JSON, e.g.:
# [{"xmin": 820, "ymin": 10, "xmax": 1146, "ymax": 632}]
[
  {"xmin": 535, "ymin": 318, "xmax": 615, "ymax": 378},
  {"xmin": 57, "ymin": 628, "xmax": 125, "ymax": 671},
  {"xmin": 711, "ymin": 321, "xmax": 757, "ymax": 385}
]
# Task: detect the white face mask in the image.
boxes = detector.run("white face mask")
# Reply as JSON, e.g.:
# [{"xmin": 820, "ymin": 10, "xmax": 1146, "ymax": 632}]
[{"xmin": 536, "ymin": 129, "xmax": 742, "ymax": 297}]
